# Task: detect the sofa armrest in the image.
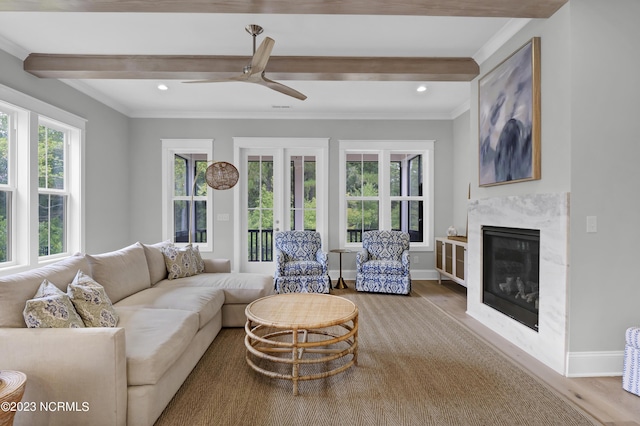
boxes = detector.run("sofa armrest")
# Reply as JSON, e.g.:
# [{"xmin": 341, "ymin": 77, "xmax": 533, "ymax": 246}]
[
  {"xmin": 203, "ymin": 258, "xmax": 231, "ymax": 273},
  {"xmin": 316, "ymin": 250, "xmax": 328, "ymax": 273},
  {"xmin": 0, "ymin": 327, "xmax": 127, "ymax": 426},
  {"xmin": 402, "ymin": 250, "xmax": 411, "ymax": 273},
  {"xmin": 356, "ymin": 250, "xmax": 369, "ymax": 272}
]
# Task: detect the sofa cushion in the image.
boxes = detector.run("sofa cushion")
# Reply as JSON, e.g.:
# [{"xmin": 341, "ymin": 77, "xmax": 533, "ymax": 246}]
[
  {"xmin": 0, "ymin": 253, "xmax": 90, "ymax": 328},
  {"xmin": 23, "ymin": 280, "xmax": 86, "ymax": 328},
  {"xmin": 142, "ymin": 240, "xmax": 172, "ymax": 285},
  {"xmin": 154, "ymin": 272, "xmax": 274, "ymax": 304},
  {"xmin": 68, "ymin": 271, "xmax": 119, "ymax": 327},
  {"xmin": 114, "ymin": 307, "xmax": 199, "ymax": 386},
  {"xmin": 86, "ymin": 242, "xmax": 151, "ymax": 303},
  {"xmin": 114, "ymin": 287, "xmax": 224, "ymax": 329}
]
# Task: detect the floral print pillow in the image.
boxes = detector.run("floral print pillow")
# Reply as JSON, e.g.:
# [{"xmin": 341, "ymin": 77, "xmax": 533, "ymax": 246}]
[
  {"xmin": 68, "ymin": 270, "xmax": 119, "ymax": 327},
  {"xmin": 161, "ymin": 244, "xmax": 202, "ymax": 279},
  {"xmin": 23, "ymin": 280, "xmax": 85, "ymax": 328}
]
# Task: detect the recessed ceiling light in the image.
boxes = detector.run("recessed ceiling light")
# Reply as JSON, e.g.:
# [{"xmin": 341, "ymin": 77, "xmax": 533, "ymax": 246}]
[
  {"xmin": 157, "ymin": 84, "xmax": 169, "ymax": 91},
  {"xmin": 417, "ymin": 85, "xmax": 427, "ymax": 93}
]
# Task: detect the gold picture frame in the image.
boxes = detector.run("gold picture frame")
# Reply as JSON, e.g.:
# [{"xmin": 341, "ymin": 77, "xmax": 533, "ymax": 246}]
[{"xmin": 478, "ymin": 37, "xmax": 541, "ymax": 187}]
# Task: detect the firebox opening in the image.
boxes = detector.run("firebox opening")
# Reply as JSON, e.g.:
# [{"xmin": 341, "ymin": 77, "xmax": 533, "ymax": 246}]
[{"xmin": 482, "ymin": 226, "xmax": 540, "ymax": 331}]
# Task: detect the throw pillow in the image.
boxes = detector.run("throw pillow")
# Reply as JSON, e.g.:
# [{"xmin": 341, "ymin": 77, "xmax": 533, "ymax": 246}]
[
  {"xmin": 68, "ymin": 270, "xmax": 119, "ymax": 327},
  {"xmin": 23, "ymin": 280, "xmax": 85, "ymax": 328},
  {"xmin": 192, "ymin": 244, "xmax": 205, "ymax": 273},
  {"xmin": 161, "ymin": 244, "xmax": 200, "ymax": 280}
]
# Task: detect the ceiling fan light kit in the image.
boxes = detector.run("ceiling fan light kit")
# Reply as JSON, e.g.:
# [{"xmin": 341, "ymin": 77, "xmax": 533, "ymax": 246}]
[{"xmin": 184, "ymin": 25, "xmax": 307, "ymax": 101}]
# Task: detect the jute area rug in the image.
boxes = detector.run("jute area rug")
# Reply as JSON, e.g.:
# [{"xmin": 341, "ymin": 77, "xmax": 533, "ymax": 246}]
[{"xmin": 155, "ymin": 281, "xmax": 599, "ymax": 426}]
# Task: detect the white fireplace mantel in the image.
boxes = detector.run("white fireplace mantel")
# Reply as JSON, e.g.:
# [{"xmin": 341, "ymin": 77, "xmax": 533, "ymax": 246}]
[{"xmin": 466, "ymin": 193, "xmax": 569, "ymax": 375}]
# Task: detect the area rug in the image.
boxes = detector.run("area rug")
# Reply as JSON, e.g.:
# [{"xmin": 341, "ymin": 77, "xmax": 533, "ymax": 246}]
[{"xmin": 154, "ymin": 282, "xmax": 599, "ymax": 426}]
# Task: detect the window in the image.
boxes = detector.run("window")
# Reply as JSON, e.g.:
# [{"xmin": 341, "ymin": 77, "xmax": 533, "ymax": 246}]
[
  {"xmin": 0, "ymin": 109, "xmax": 12, "ymax": 263},
  {"xmin": 162, "ymin": 139, "xmax": 213, "ymax": 252},
  {"xmin": 38, "ymin": 121, "xmax": 68, "ymax": 256},
  {"xmin": 0, "ymin": 84, "xmax": 84, "ymax": 273},
  {"xmin": 339, "ymin": 140, "xmax": 434, "ymax": 249}
]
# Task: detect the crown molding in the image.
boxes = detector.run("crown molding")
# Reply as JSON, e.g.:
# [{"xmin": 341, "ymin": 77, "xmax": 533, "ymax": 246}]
[{"xmin": 473, "ymin": 18, "xmax": 532, "ymax": 66}]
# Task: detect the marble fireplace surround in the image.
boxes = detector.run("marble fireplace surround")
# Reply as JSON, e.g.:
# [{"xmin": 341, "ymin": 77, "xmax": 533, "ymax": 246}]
[{"xmin": 467, "ymin": 193, "xmax": 569, "ymax": 375}]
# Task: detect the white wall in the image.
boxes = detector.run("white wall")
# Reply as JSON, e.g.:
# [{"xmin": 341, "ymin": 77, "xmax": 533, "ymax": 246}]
[
  {"xmin": 128, "ymin": 118, "xmax": 454, "ymax": 273},
  {"xmin": 0, "ymin": 48, "xmax": 132, "ymax": 254}
]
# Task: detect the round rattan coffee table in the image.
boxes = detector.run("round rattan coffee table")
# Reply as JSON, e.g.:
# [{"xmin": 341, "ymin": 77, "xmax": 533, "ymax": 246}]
[{"xmin": 244, "ymin": 293, "xmax": 358, "ymax": 395}]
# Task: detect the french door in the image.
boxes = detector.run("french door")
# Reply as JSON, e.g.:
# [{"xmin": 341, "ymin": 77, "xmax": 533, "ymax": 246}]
[{"xmin": 234, "ymin": 138, "xmax": 328, "ymax": 274}]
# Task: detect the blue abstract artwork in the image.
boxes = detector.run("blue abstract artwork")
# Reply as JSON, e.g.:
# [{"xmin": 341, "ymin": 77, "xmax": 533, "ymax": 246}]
[{"xmin": 479, "ymin": 38, "xmax": 540, "ymax": 186}]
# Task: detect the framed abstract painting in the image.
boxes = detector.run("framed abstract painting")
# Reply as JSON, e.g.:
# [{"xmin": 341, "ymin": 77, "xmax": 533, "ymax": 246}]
[{"xmin": 479, "ymin": 37, "xmax": 541, "ymax": 187}]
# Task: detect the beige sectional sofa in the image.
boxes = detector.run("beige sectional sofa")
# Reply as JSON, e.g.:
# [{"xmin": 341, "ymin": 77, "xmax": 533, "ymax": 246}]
[{"xmin": 0, "ymin": 241, "xmax": 275, "ymax": 426}]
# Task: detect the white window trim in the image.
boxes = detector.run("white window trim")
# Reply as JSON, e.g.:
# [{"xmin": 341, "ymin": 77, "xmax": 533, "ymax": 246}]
[
  {"xmin": 338, "ymin": 139, "xmax": 435, "ymax": 251},
  {"xmin": 161, "ymin": 139, "xmax": 214, "ymax": 252},
  {"xmin": 0, "ymin": 83, "xmax": 85, "ymax": 274}
]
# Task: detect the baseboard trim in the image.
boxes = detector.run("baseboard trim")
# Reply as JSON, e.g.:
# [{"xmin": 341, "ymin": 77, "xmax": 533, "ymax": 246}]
[{"xmin": 566, "ymin": 350, "xmax": 624, "ymax": 377}]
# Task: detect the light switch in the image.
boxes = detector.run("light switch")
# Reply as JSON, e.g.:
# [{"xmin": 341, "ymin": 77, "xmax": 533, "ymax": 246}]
[
  {"xmin": 217, "ymin": 213, "xmax": 230, "ymax": 221},
  {"xmin": 586, "ymin": 216, "xmax": 597, "ymax": 233}
]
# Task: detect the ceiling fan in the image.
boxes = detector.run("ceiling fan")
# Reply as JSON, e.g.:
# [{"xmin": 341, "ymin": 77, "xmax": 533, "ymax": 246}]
[{"xmin": 184, "ymin": 25, "xmax": 307, "ymax": 101}]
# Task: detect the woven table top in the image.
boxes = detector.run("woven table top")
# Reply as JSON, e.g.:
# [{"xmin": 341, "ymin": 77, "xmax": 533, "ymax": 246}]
[{"xmin": 246, "ymin": 293, "xmax": 358, "ymax": 329}]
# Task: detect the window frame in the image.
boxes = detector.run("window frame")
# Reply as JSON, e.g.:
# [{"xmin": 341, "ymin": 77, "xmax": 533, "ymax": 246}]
[
  {"xmin": 161, "ymin": 139, "xmax": 214, "ymax": 252},
  {"xmin": 338, "ymin": 139, "xmax": 435, "ymax": 251},
  {"xmin": 0, "ymin": 83, "xmax": 85, "ymax": 274}
]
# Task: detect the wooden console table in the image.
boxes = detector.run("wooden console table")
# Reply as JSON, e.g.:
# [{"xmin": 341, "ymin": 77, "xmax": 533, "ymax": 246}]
[{"xmin": 435, "ymin": 237, "xmax": 467, "ymax": 287}]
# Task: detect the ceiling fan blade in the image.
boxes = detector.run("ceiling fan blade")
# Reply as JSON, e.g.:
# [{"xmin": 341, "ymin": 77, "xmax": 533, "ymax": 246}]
[
  {"xmin": 260, "ymin": 75, "xmax": 307, "ymax": 100},
  {"xmin": 249, "ymin": 37, "xmax": 275, "ymax": 76}
]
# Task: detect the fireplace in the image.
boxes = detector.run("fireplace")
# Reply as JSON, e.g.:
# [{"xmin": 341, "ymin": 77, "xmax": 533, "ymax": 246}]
[{"xmin": 482, "ymin": 226, "xmax": 540, "ymax": 331}]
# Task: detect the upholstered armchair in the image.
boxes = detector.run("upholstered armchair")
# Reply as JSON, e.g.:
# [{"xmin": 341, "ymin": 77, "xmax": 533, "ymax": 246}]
[
  {"xmin": 355, "ymin": 230, "xmax": 411, "ymax": 295},
  {"xmin": 274, "ymin": 231, "xmax": 330, "ymax": 293},
  {"xmin": 623, "ymin": 327, "xmax": 640, "ymax": 396}
]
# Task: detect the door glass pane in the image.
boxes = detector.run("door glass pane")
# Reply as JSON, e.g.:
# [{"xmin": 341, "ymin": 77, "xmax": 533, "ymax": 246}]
[
  {"xmin": 247, "ymin": 155, "xmax": 273, "ymax": 262},
  {"xmin": 290, "ymin": 156, "xmax": 317, "ymax": 231},
  {"xmin": 0, "ymin": 112, "xmax": 8, "ymax": 185},
  {"xmin": 39, "ymin": 194, "xmax": 66, "ymax": 256},
  {"xmin": 0, "ymin": 191, "xmax": 10, "ymax": 262}
]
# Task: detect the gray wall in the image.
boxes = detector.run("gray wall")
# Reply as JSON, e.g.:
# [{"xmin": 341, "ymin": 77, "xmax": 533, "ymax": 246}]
[
  {"xmin": 459, "ymin": 0, "xmax": 640, "ymax": 355},
  {"xmin": 568, "ymin": 0, "xmax": 640, "ymax": 352},
  {"xmin": 128, "ymin": 118, "xmax": 454, "ymax": 273},
  {"xmin": 0, "ymin": 48, "xmax": 131, "ymax": 254}
]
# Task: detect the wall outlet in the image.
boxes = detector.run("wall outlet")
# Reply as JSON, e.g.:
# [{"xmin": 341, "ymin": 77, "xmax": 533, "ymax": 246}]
[
  {"xmin": 586, "ymin": 216, "xmax": 597, "ymax": 233},
  {"xmin": 412, "ymin": 255, "xmax": 420, "ymax": 264}
]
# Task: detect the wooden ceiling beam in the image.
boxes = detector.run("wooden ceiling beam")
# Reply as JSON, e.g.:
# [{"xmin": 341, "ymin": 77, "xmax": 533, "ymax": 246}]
[
  {"xmin": 1, "ymin": 0, "xmax": 568, "ymax": 18},
  {"xmin": 24, "ymin": 54, "xmax": 480, "ymax": 82}
]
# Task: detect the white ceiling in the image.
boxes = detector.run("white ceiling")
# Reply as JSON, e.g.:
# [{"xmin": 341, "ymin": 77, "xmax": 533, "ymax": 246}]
[{"xmin": 0, "ymin": 12, "xmax": 531, "ymax": 119}]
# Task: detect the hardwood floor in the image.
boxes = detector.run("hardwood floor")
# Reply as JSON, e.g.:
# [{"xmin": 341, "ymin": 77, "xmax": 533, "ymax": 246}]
[{"xmin": 417, "ymin": 279, "xmax": 640, "ymax": 426}]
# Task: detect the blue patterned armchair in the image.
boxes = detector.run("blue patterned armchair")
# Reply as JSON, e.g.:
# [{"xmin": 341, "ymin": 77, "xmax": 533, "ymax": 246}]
[
  {"xmin": 355, "ymin": 230, "xmax": 411, "ymax": 295},
  {"xmin": 274, "ymin": 231, "xmax": 330, "ymax": 293}
]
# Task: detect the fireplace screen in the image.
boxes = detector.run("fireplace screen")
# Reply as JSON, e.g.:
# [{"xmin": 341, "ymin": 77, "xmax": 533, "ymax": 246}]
[{"xmin": 482, "ymin": 226, "xmax": 540, "ymax": 331}]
